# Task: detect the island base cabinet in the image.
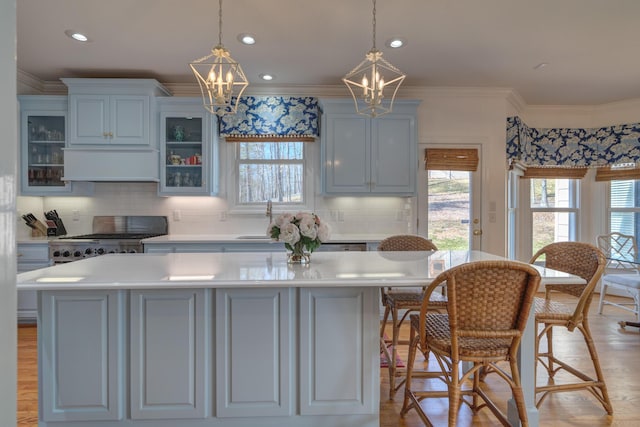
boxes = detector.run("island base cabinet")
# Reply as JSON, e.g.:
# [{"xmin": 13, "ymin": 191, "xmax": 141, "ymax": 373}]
[
  {"xmin": 299, "ymin": 287, "xmax": 379, "ymax": 416},
  {"xmin": 215, "ymin": 288, "xmax": 294, "ymax": 417},
  {"xmin": 39, "ymin": 290, "xmax": 124, "ymax": 422},
  {"xmin": 36, "ymin": 287, "xmax": 380, "ymax": 427},
  {"xmin": 130, "ymin": 289, "xmax": 209, "ymax": 420}
]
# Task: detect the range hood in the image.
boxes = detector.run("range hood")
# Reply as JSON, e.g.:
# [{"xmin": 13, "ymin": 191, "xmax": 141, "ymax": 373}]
[{"xmin": 61, "ymin": 147, "xmax": 160, "ymax": 182}]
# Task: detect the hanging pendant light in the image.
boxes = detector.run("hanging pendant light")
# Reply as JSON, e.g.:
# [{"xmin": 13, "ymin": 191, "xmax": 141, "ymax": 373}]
[
  {"xmin": 343, "ymin": 0, "xmax": 405, "ymax": 117},
  {"xmin": 190, "ymin": 0, "xmax": 249, "ymax": 116}
]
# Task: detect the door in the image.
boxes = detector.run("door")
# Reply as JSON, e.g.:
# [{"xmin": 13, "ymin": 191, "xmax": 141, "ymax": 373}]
[{"xmin": 417, "ymin": 143, "xmax": 482, "ymax": 250}]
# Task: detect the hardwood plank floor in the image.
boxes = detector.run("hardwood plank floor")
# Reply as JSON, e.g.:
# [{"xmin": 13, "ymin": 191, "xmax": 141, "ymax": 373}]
[{"xmin": 17, "ymin": 294, "xmax": 640, "ymax": 427}]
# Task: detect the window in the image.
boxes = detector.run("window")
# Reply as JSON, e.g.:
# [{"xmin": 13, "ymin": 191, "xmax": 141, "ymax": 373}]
[
  {"xmin": 225, "ymin": 140, "xmax": 315, "ymax": 213},
  {"xmin": 529, "ymin": 178, "xmax": 579, "ymax": 255},
  {"xmin": 608, "ymin": 180, "xmax": 640, "ymax": 239}
]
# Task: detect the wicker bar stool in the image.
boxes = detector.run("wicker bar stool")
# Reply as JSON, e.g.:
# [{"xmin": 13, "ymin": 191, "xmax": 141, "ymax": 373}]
[
  {"xmin": 530, "ymin": 241, "xmax": 613, "ymax": 414},
  {"xmin": 401, "ymin": 260, "xmax": 540, "ymax": 426},
  {"xmin": 377, "ymin": 234, "xmax": 444, "ymax": 400}
]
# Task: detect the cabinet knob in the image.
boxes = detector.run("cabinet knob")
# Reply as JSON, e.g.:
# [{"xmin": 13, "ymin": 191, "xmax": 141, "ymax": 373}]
[
  {"xmin": 109, "ymin": 132, "xmax": 113, "ymax": 137},
  {"xmin": 103, "ymin": 132, "xmax": 108, "ymax": 137}
]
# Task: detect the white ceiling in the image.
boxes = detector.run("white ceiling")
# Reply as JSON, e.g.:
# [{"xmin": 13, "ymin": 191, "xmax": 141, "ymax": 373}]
[{"xmin": 16, "ymin": 0, "xmax": 640, "ymax": 105}]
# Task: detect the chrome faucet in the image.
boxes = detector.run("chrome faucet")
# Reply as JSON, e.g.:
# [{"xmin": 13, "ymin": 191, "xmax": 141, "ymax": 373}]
[{"xmin": 266, "ymin": 200, "xmax": 273, "ymax": 224}]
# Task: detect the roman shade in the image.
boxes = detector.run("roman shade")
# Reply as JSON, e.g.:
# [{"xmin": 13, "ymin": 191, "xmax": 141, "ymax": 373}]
[
  {"xmin": 521, "ymin": 166, "xmax": 588, "ymax": 179},
  {"xmin": 219, "ymin": 96, "xmax": 319, "ymax": 141},
  {"xmin": 595, "ymin": 165, "xmax": 640, "ymax": 181},
  {"xmin": 506, "ymin": 116, "xmax": 640, "ymax": 169},
  {"xmin": 425, "ymin": 148, "xmax": 479, "ymax": 171}
]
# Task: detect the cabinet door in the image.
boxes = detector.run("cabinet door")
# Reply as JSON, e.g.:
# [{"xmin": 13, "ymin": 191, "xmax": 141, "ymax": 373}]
[
  {"xmin": 299, "ymin": 287, "xmax": 379, "ymax": 415},
  {"xmin": 159, "ymin": 112, "xmax": 210, "ymax": 195},
  {"xmin": 20, "ymin": 104, "xmax": 72, "ymax": 195},
  {"xmin": 216, "ymin": 287, "xmax": 293, "ymax": 417},
  {"xmin": 40, "ymin": 290, "xmax": 124, "ymax": 422},
  {"xmin": 68, "ymin": 94, "xmax": 109, "ymax": 145},
  {"xmin": 371, "ymin": 114, "xmax": 417, "ymax": 194},
  {"xmin": 323, "ymin": 114, "xmax": 371, "ymax": 193},
  {"xmin": 130, "ymin": 289, "xmax": 208, "ymax": 420},
  {"xmin": 110, "ymin": 95, "xmax": 149, "ymax": 145}
]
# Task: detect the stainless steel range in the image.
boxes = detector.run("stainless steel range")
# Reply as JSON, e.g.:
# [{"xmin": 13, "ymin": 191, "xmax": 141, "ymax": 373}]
[{"xmin": 50, "ymin": 216, "xmax": 168, "ymax": 264}]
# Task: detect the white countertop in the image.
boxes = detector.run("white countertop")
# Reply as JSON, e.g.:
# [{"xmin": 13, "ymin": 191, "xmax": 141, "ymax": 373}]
[{"xmin": 16, "ymin": 250, "xmax": 583, "ymax": 291}]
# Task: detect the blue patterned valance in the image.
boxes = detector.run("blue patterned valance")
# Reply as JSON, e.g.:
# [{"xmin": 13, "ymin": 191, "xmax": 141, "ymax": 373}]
[
  {"xmin": 506, "ymin": 116, "xmax": 640, "ymax": 168},
  {"xmin": 219, "ymin": 96, "xmax": 319, "ymax": 139}
]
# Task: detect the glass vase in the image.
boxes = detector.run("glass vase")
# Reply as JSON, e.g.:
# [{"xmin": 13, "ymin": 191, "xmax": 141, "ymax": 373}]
[{"xmin": 287, "ymin": 251, "xmax": 311, "ymax": 264}]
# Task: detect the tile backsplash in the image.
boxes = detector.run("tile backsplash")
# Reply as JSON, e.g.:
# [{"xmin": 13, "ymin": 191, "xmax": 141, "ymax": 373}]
[{"xmin": 16, "ymin": 183, "xmax": 416, "ymax": 239}]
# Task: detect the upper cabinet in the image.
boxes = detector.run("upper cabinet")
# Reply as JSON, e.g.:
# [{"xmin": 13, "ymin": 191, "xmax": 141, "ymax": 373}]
[
  {"xmin": 320, "ymin": 99, "xmax": 420, "ymax": 195},
  {"xmin": 68, "ymin": 94, "xmax": 150, "ymax": 146},
  {"xmin": 61, "ymin": 78, "xmax": 170, "ymax": 182},
  {"xmin": 157, "ymin": 98, "xmax": 219, "ymax": 196},
  {"xmin": 18, "ymin": 95, "xmax": 93, "ymax": 196}
]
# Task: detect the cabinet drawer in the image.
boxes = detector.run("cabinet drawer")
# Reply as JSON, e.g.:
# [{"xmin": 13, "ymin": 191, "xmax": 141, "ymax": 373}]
[{"xmin": 17, "ymin": 243, "xmax": 50, "ymax": 262}]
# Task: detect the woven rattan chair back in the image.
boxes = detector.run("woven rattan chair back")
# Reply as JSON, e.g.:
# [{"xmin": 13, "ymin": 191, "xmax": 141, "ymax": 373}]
[
  {"xmin": 378, "ymin": 235, "xmax": 438, "ymax": 252},
  {"xmin": 419, "ymin": 260, "xmax": 540, "ymax": 358},
  {"xmin": 530, "ymin": 241, "xmax": 605, "ymax": 328},
  {"xmin": 402, "ymin": 260, "xmax": 541, "ymax": 426}
]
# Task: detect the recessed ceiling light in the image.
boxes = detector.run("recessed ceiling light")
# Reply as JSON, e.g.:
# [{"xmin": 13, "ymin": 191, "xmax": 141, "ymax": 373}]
[
  {"xmin": 238, "ymin": 33, "xmax": 256, "ymax": 45},
  {"xmin": 386, "ymin": 37, "xmax": 406, "ymax": 49},
  {"xmin": 533, "ymin": 62, "xmax": 549, "ymax": 70},
  {"xmin": 259, "ymin": 73, "xmax": 275, "ymax": 81},
  {"xmin": 64, "ymin": 30, "xmax": 90, "ymax": 42}
]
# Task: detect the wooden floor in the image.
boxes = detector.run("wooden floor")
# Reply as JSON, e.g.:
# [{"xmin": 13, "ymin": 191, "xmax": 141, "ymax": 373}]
[{"xmin": 17, "ymin": 294, "xmax": 640, "ymax": 427}]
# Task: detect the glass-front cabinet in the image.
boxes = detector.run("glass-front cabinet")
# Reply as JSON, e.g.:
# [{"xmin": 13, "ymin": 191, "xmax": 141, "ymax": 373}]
[
  {"xmin": 18, "ymin": 96, "xmax": 72, "ymax": 195},
  {"xmin": 158, "ymin": 98, "xmax": 218, "ymax": 196}
]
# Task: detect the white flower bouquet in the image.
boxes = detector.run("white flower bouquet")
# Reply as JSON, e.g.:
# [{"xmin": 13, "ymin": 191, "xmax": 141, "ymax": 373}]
[{"xmin": 267, "ymin": 212, "xmax": 331, "ymax": 257}]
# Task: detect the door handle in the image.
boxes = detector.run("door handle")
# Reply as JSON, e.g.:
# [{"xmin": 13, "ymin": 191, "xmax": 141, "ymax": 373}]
[{"xmin": 473, "ymin": 229, "xmax": 483, "ymax": 236}]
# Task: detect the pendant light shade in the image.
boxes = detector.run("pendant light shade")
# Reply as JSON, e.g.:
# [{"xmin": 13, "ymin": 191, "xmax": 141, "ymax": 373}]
[
  {"xmin": 343, "ymin": 0, "xmax": 405, "ymax": 117},
  {"xmin": 190, "ymin": 0, "xmax": 249, "ymax": 115}
]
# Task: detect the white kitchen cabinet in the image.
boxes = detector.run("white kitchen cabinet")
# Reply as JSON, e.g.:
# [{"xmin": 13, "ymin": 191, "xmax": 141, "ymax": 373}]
[
  {"xmin": 39, "ymin": 290, "xmax": 124, "ymax": 422},
  {"xmin": 158, "ymin": 98, "xmax": 218, "ymax": 196},
  {"xmin": 67, "ymin": 94, "xmax": 150, "ymax": 146},
  {"xmin": 17, "ymin": 96, "xmax": 93, "ymax": 195},
  {"xmin": 321, "ymin": 99, "xmax": 420, "ymax": 195},
  {"xmin": 130, "ymin": 289, "xmax": 208, "ymax": 420},
  {"xmin": 60, "ymin": 78, "xmax": 170, "ymax": 182},
  {"xmin": 215, "ymin": 287, "xmax": 293, "ymax": 417},
  {"xmin": 17, "ymin": 241, "xmax": 51, "ymax": 322}
]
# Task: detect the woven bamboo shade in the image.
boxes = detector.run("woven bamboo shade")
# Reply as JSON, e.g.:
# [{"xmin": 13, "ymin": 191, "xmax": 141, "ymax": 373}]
[
  {"xmin": 424, "ymin": 148, "xmax": 479, "ymax": 171},
  {"xmin": 521, "ymin": 167, "xmax": 588, "ymax": 179},
  {"xmin": 595, "ymin": 165, "xmax": 640, "ymax": 181}
]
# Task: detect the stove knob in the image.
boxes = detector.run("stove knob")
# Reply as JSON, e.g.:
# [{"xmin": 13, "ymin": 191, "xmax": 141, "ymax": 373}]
[
  {"xmin": 62, "ymin": 250, "xmax": 71, "ymax": 257},
  {"xmin": 129, "ymin": 249, "xmax": 137, "ymax": 253},
  {"xmin": 120, "ymin": 250, "xmax": 127, "ymax": 253},
  {"xmin": 52, "ymin": 250, "xmax": 61, "ymax": 257},
  {"xmin": 85, "ymin": 248, "xmax": 93, "ymax": 255},
  {"xmin": 97, "ymin": 248, "xmax": 105, "ymax": 255},
  {"xmin": 108, "ymin": 249, "xmax": 116, "ymax": 254},
  {"xmin": 73, "ymin": 251, "xmax": 82, "ymax": 258}
]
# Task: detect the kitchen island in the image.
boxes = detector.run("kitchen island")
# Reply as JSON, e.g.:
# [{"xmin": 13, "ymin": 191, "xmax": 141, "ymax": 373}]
[{"xmin": 17, "ymin": 250, "xmax": 582, "ymax": 427}]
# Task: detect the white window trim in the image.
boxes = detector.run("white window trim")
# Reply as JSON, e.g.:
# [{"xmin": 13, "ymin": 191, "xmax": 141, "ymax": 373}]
[{"xmin": 222, "ymin": 140, "xmax": 317, "ymax": 215}]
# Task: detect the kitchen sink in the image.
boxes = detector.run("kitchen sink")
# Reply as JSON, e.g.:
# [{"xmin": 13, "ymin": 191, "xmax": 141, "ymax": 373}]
[{"xmin": 235, "ymin": 235, "xmax": 272, "ymax": 240}]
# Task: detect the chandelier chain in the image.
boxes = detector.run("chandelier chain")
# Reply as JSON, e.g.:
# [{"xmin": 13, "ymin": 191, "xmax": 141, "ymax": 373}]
[
  {"xmin": 371, "ymin": 0, "xmax": 377, "ymax": 49},
  {"xmin": 218, "ymin": 0, "xmax": 223, "ymax": 46}
]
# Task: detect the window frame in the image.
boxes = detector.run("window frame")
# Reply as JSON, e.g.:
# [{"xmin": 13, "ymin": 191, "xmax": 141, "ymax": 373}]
[
  {"xmin": 223, "ymin": 139, "xmax": 317, "ymax": 215},
  {"xmin": 515, "ymin": 176, "xmax": 581, "ymax": 261},
  {"xmin": 607, "ymin": 179, "xmax": 640, "ymax": 238}
]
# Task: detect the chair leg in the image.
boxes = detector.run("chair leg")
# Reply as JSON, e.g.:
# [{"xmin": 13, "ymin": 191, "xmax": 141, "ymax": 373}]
[
  {"xmin": 380, "ymin": 304, "xmax": 390, "ymax": 341},
  {"xmin": 389, "ymin": 306, "xmax": 400, "ymax": 400},
  {"xmin": 448, "ymin": 360, "xmax": 461, "ymax": 427},
  {"xmin": 509, "ymin": 358, "xmax": 529, "ymax": 427},
  {"xmin": 546, "ymin": 325, "xmax": 555, "ymax": 377},
  {"xmin": 579, "ymin": 319, "xmax": 614, "ymax": 415},
  {"xmin": 401, "ymin": 328, "xmax": 419, "ymax": 416},
  {"xmin": 598, "ymin": 283, "xmax": 608, "ymax": 315}
]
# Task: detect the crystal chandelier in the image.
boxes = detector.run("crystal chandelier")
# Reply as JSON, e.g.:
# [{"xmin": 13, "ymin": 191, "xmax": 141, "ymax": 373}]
[
  {"xmin": 343, "ymin": 0, "xmax": 406, "ymax": 117},
  {"xmin": 190, "ymin": 0, "xmax": 249, "ymax": 116}
]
